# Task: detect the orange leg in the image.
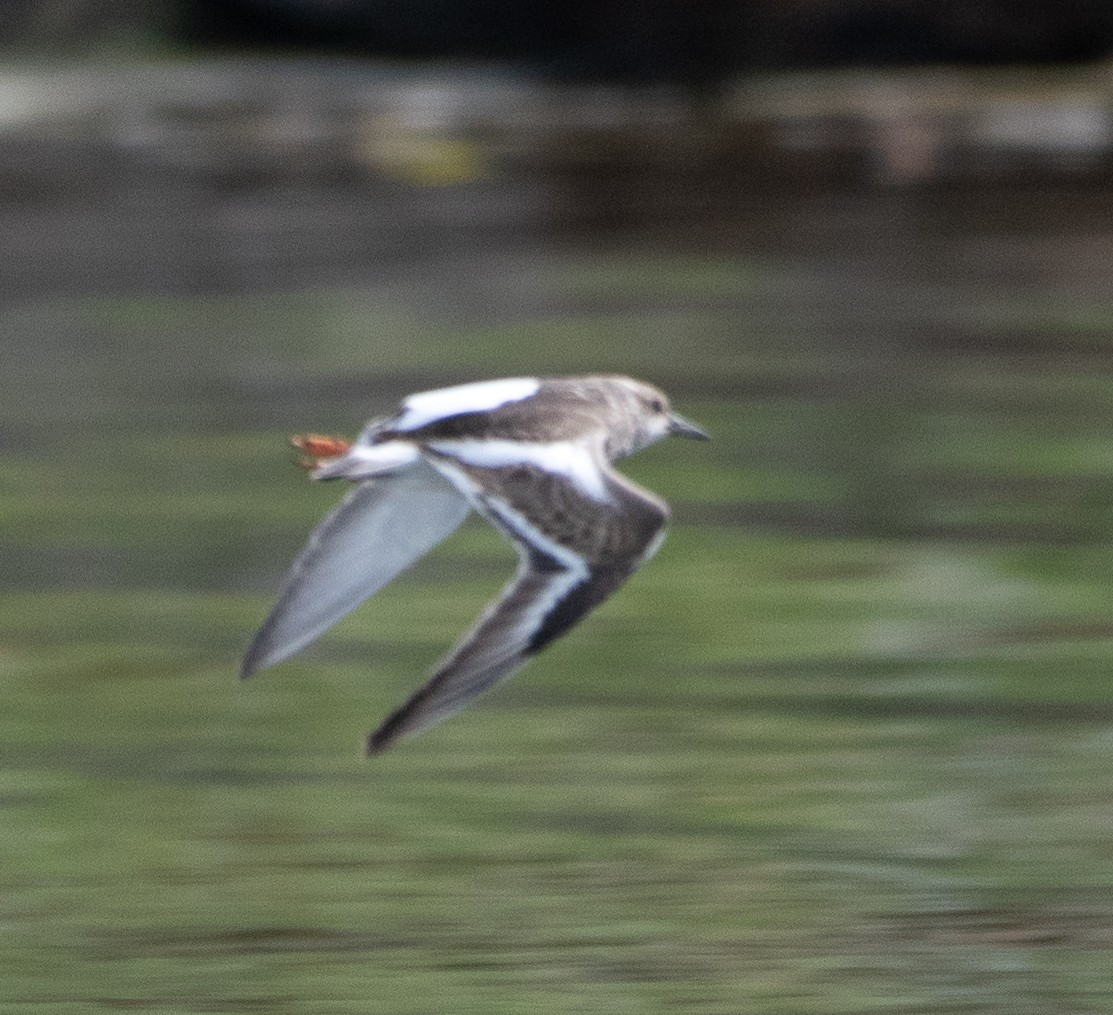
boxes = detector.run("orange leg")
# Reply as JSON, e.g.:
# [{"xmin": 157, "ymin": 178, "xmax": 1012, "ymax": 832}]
[{"xmin": 290, "ymin": 433, "xmax": 353, "ymax": 470}]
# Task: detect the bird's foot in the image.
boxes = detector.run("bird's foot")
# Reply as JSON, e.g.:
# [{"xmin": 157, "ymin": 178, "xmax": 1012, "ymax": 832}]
[{"xmin": 290, "ymin": 434, "xmax": 353, "ymax": 470}]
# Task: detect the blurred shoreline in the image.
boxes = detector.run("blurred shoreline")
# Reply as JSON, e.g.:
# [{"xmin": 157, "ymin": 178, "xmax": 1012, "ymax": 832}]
[{"xmin": 2, "ymin": 58, "xmax": 1113, "ymax": 200}]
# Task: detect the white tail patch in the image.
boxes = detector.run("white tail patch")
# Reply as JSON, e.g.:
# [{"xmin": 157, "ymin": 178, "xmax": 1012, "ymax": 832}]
[
  {"xmin": 393, "ymin": 377, "xmax": 540, "ymax": 432},
  {"xmin": 428, "ymin": 439, "xmax": 610, "ymax": 501},
  {"xmin": 312, "ymin": 441, "xmax": 421, "ymax": 480}
]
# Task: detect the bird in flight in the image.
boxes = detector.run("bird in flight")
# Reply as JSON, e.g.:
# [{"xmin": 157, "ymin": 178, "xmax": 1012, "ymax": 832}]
[{"xmin": 242, "ymin": 375, "xmax": 709, "ymax": 755}]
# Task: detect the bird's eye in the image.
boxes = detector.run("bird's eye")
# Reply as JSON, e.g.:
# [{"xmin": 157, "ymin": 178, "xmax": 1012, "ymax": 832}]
[{"xmin": 650, "ymin": 398, "xmax": 665, "ymax": 413}]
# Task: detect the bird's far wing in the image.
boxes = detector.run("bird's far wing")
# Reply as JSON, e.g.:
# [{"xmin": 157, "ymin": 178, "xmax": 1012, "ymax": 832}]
[
  {"xmin": 241, "ymin": 460, "xmax": 471, "ymax": 677},
  {"xmin": 365, "ymin": 462, "xmax": 669, "ymax": 754},
  {"xmin": 366, "ymin": 556, "xmax": 628, "ymax": 754}
]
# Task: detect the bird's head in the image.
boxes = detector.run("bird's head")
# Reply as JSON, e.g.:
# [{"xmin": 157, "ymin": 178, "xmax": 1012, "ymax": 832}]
[{"xmin": 606, "ymin": 377, "xmax": 710, "ymax": 456}]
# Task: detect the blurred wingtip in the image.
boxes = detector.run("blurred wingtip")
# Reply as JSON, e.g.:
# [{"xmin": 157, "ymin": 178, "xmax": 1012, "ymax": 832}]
[
  {"xmin": 365, "ymin": 707, "xmax": 414, "ymax": 756},
  {"xmin": 364, "ymin": 727, "xmax": 396, "ymax": 758},
  {"xmin": 240, "ymin": 635, "xmax": 282, "ymax": 680},
  {"xmin": 239, "ymin": 650, "xmax": 264, "ymax": 680}
]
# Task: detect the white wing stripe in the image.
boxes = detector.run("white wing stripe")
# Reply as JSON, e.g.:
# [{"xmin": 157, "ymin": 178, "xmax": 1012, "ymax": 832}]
[
  {"xmin": 428, "ymin": 439, "xmax": 610, "ymax": 501},
  {"xmin": 393, "ymin": 377, "xmax": 540, "ymax": 431},
  {"xmin": 428, "ymin": 457, "xmax": 591, "ymax": 574}
]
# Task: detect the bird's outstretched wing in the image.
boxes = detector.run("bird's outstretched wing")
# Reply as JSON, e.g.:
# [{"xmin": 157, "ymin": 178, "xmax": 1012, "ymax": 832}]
[
  {"xmin": 366, "ymin": 462, "xmax": 668, "ymax": 754},
  {"xmin": 242, "ymin": 461, "xmax": 471, "ymax": 677}
]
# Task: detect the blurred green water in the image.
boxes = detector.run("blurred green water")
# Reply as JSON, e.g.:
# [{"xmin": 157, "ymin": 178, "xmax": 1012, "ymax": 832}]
[{"xmin": 3, "ymin": 188, "xmax": 1113, "ymax": 1014}]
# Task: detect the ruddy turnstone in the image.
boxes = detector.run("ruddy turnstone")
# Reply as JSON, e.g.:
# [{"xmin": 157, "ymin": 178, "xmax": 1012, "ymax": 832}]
[{"xmin": 242, "ymin": 375, "xmax": 708, "ymax": 754}]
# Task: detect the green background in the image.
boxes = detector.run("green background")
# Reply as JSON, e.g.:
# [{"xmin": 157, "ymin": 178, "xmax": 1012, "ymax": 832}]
[{"xmin": 4, "ymin": 180, "xmax": 1113, "ymax": 1013}]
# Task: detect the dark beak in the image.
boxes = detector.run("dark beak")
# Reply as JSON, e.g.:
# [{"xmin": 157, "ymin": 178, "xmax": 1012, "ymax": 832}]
[{"xmin": 667, "ymin": 413, "xmax": 710, "ymax": 440}]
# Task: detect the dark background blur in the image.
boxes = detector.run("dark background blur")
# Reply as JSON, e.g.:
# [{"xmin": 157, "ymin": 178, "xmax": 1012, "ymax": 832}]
[{"xmin": 6, "ymin": 0, "xmax": 1113, "ymax": 75}]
